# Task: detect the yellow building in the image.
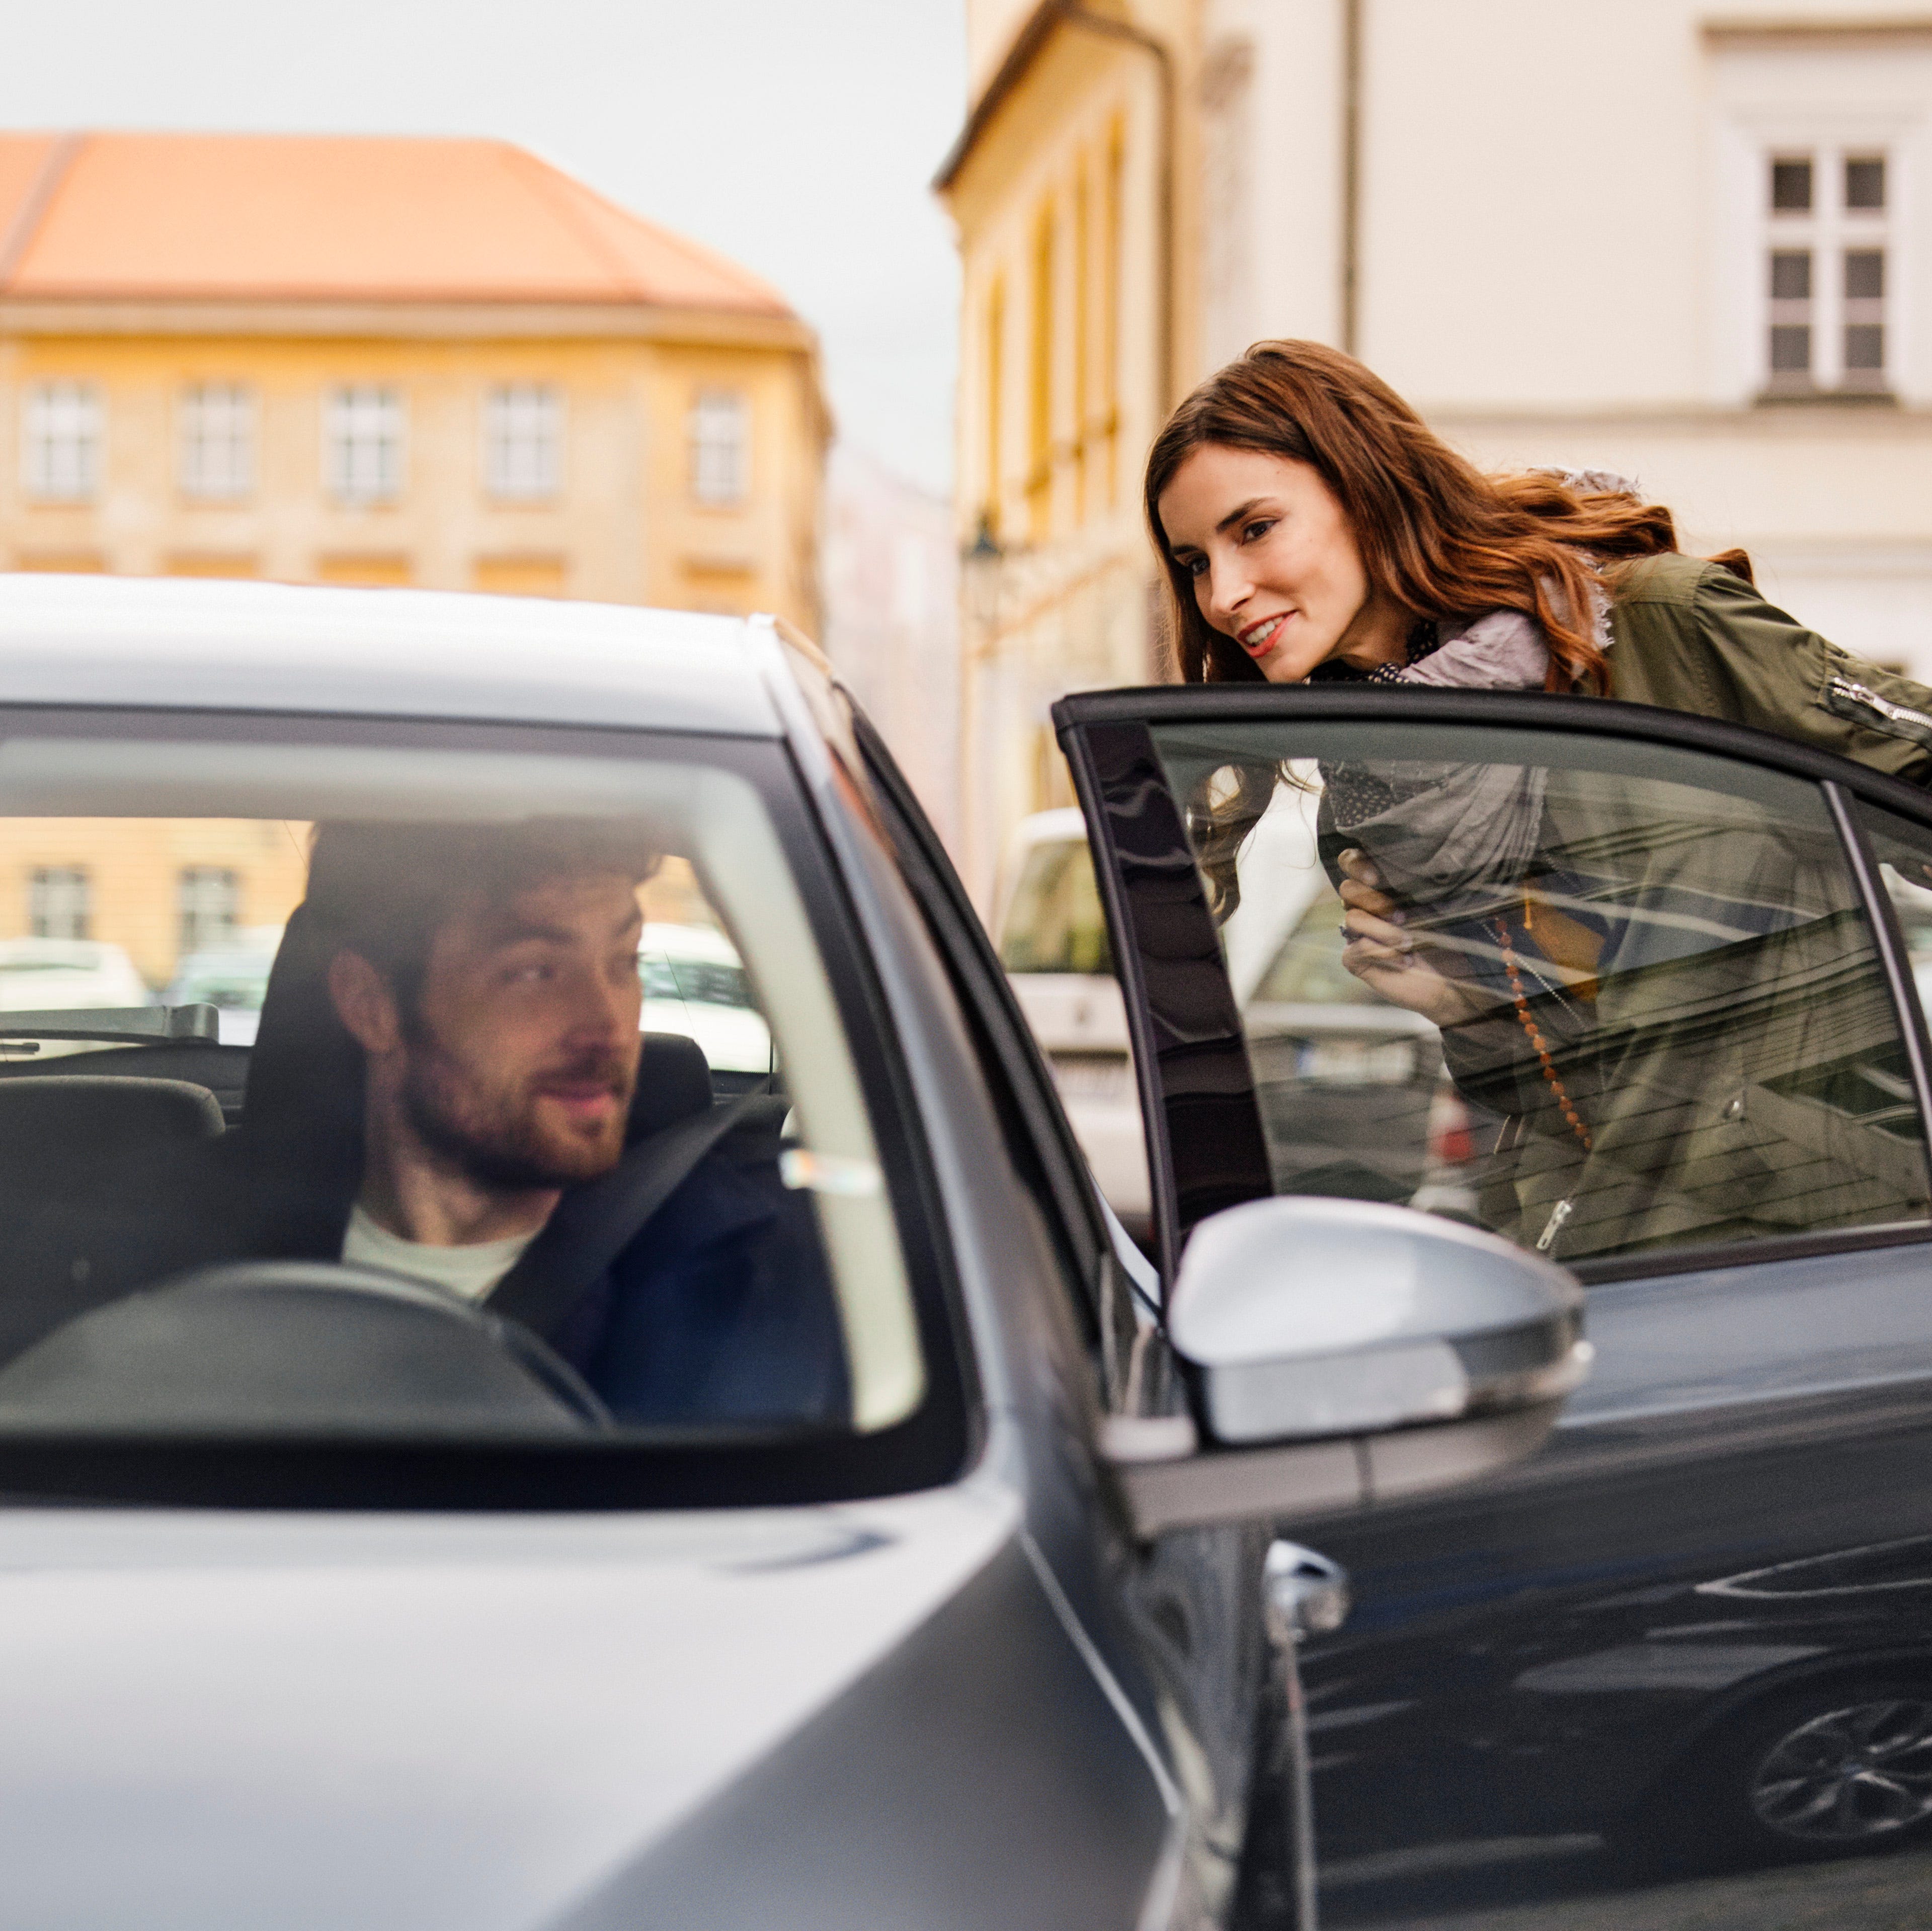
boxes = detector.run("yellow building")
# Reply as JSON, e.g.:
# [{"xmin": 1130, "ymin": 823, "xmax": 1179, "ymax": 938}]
[
  {"xmin": 937, "ymin": 0, "xmax": 1201, "ymax": 904},
  {"xmin": 0, "ymin": 133, "xmax": 826, "ymax": 618},
  {"xmin": 0, "ymin": 131, "xmax": 828, "ymax": 985}
]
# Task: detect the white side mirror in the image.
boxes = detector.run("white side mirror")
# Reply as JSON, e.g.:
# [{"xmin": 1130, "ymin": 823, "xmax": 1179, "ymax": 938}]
[
  {"xmin": 1105, "ymin": 1196, "xmax": 1590, "ymax": 1538},
  {"xmin": 1172, "ymin": 1195, "xmax": 1587, "ymax": 1440}
]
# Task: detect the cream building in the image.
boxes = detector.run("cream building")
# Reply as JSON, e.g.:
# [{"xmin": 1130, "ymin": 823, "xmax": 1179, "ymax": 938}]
[
  {"xmin": 942, "ymin": 0, "xmax": 1932, "ymax": 904},
  {"xmin": 0, "ymin": 133, "xmax": 827, "ymax": 621},
  {"xmin": 0, "ymin": 132, "xmax": 828, "ymax": 984}
]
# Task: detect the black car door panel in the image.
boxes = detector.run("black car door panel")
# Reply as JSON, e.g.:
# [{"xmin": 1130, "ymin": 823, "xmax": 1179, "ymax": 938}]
[{"xmin": 1056, "ymin": 686, "xmax": 1932, "ymax": 1925}]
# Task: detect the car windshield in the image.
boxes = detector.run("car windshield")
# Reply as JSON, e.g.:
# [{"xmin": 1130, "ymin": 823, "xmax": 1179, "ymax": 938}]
[{"xmin": 0, "ymin": 719, "xmax": 949, "ymax": 1505}]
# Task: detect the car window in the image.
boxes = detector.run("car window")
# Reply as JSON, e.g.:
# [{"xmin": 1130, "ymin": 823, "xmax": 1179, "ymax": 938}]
[
  {"xmin": 1135, "ymin": 720, "xmax": 1931, "ymax": 1268},
  {"xmin": 0, "ymin": 723, "xmax": 950, "ymax": 1499},
  {"xmin": 1864, "ymin": 804, "xmax": 1932, "ymax": 1033}
]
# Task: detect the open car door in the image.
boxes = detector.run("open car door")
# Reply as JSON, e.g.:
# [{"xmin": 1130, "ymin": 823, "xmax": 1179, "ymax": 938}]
[{"xmin": 1056, "ymin": 681, "xmax": 1932, "ymax": 1926}]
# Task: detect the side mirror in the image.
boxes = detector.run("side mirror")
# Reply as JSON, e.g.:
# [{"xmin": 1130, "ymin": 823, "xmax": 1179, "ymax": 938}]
[{"xmin": 1103, "ymin": 1197, "xmax": 1590, "ymax": 1538}]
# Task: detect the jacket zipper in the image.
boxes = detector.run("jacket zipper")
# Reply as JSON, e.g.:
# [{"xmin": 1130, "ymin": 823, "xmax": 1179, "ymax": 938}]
[{"xmin": 1827, "ymin": 673, "xmax": 1932, "ymax": 735}]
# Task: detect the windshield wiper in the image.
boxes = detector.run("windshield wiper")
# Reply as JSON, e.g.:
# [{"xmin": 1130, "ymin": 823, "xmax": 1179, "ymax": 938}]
[{"xmin": 0, "ymin": 1004, "xmax": 222, "ymax": 1047}]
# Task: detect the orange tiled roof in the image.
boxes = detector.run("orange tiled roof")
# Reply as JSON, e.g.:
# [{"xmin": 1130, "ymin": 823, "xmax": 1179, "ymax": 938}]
[{"xmin": 0, "ymin": 132, "xmax": 790, "ymax": 313}]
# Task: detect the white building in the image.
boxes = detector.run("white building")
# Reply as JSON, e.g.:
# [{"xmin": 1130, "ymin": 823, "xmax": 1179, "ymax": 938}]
[
  {"xmin": 943, "ymin": 1, "xmax": 1932, "ymax": 899},
  {"xmin": 820, "ymin": 443, "xmax": 962, "ymax": 846},
  {"xmin": 1203, "ymin": 1, "xmax": 1932, "ymax": 670}
]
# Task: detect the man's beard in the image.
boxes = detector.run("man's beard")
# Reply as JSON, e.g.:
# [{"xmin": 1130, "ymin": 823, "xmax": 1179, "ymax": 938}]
[{"xmin": 401, "ymin": 1039, "xmax": 634, "ymax": 1190}]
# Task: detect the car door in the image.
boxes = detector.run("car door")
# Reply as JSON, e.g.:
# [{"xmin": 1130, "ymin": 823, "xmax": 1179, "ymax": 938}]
[{"xmin": 1056, "ymin": 681, "xmax": 1932, "ymax": 1927}]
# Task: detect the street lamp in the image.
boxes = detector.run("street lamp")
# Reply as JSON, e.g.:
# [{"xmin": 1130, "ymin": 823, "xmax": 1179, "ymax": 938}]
[{"xmin": 960, "ymin": 515, "xmax": 1004, "ymax": 643}]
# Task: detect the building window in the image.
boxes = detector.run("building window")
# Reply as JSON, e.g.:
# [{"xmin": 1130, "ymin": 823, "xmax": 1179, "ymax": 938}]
[
  {"xmin": 21, "ymin": 382, "xmax": 101, "ymax": 502},
  {"xmin": 689, "ymin": 390, "xmax": 748, "ymax": 506},
  {"xmin": 324, "ymin": 385, "xmax": 405, "ymax": 503},
  {"xmin": 178, "ymin": 867, "xmax": 239, "ymax": 956},
  {"xmin": 179, "ymin": 383, "xmax": 256, "ymax": 500},
  {"xmin": 484, "ymin": 384, "xmax": 561, "ymax": 500},
  {"xmin": 1764, "ymin": 148, "xmax": 1889, "ymax": 396},
  {"xmin": 28, "ymin": 867, "xmax": 90, "ymax": 941}
]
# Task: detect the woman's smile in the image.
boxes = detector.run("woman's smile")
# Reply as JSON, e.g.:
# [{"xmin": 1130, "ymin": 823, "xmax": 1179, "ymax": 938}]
[{"xmin": 1239, "ymin": 611, "xmax": 1292, "ymax": 658}]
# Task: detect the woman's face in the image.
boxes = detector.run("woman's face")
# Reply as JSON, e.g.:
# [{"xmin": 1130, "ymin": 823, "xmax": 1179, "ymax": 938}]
[{"xmin": 1158, "ymin": 445, "xmax": 1405, "ymax": 682}]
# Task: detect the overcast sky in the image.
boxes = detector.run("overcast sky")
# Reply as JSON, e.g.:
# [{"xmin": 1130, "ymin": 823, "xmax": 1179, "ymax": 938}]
[{"xmin": 0, "ymin": 0, "xmax": 967, "ymax": 494}]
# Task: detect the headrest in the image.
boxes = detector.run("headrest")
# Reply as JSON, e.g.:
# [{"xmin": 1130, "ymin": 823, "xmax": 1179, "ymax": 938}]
[
  {"xmin": 0, "ymin": 1074, "xmax": 223, "ymax": 1192},
  {"xmin": 629, "ymin": 1033, "xmax": 713, "ymax": 1142}
]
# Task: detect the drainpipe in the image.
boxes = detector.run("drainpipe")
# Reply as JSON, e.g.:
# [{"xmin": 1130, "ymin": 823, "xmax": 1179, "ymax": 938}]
[
  {"xmin": 1339, "ymin": 0, "xmax": 1363, "ymax": 356},
  {"xmin": 1057, "ymin": 3, "xmax": 1177, "ymax": 423}
]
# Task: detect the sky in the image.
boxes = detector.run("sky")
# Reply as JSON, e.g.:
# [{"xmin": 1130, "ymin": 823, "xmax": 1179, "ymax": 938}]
[{"xmin": 0, "ymin": 0, "xmax": 968, "ymax": 495}]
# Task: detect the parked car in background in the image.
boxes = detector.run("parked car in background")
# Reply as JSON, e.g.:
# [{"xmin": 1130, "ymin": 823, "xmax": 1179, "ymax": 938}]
[
  {"xmin": 998, "ymin": 800, "xmax": 1486, "ymax": 1244},
  {"xmin": 0, "ymin": 936, "xmax": 148, "ymax": 1015},
  {"xmin": 165, "ymin": 927, "xmax": 284, "ymax": 1045},
  {"xmin": 996, "ymin": 808, "xmax": 1150, "ymax": 1238},
  {"xmin": 637, "ymin": 919, "xmax": 772, "ymax": 1084}
]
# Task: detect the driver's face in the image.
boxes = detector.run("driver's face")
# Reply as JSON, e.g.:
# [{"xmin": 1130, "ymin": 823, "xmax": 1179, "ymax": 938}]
[{"xmin": 401, "ymin": 874, "xmax": 644, "ymax": 1189}]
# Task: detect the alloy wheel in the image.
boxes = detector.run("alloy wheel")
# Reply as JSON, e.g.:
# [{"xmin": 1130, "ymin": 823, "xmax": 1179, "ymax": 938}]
[{"xmin": 1748, "ymin": 1698, "xmax": 1932, "ymax": 1842}]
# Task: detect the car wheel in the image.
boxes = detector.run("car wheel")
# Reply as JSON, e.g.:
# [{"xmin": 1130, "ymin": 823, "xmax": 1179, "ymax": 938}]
[{"xmin": 1633, "ymin": 1681, "xmax": 1932, "ymax": 1870}]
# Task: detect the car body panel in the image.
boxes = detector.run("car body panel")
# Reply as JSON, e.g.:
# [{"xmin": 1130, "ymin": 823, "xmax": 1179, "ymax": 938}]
[
  {"xmin": 0, "ymin": 576, "xmax": 777, "ymax": 737},
  {"xmin": 0, "ymin": 1484, "xmax": 1056, "ymax": 1930}
]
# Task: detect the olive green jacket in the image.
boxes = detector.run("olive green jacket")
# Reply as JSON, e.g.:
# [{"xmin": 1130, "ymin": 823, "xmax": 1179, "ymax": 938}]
[{"xmin": 1607, "ymin": 550, "xmax": 1932, "ymax": 785}]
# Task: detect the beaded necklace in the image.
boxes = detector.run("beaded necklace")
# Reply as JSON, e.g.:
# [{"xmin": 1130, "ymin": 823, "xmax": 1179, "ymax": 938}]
[{"xmin": 1487, "ymin": 901, "xmax": 1593, "ymax": 1153}]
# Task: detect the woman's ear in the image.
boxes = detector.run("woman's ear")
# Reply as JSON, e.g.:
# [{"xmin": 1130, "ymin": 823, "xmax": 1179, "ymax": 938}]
[{"xmin": 327, "ymin": 949, "xmax": 402, "ymax": 1058}]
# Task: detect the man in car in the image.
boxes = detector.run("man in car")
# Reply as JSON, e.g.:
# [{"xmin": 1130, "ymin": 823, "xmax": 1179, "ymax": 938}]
[{"xmin": 16, "ymin": 819, "xmax": 847, "ymax": 1427}]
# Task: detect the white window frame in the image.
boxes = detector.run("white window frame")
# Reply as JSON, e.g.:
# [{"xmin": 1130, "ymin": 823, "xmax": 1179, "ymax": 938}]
[
  {"xmin": 482, "ymin": 384, "xmax": 562, "ymax": 501},
  {"xmin": 21, "ymin": 382, "xmax": 102, "ymax": 502},
  {"xmin": 1710, "ymin": 38, "xmax": 1927, "ymax": 407},
  {"xmin": 28, "ymin": 866, "xmax": 90, "ymax": 941},
  {"xmin": 177, "ymin": 866, "xmax": 239, "ymax": 956},
  {"xmin": 689, "ymin": 389, "xmax": 750, "ymax": 507},
  {"xmin": 324, "ymin": 385, "xmax": 406, "ymax": 505},
  {"xmin": 179, "ymin": 382, "xmax": 256, "ymax": 500},
  {"xmin": 1762, "ymin": 146, "xmax": 1893, "ymax": 395}
]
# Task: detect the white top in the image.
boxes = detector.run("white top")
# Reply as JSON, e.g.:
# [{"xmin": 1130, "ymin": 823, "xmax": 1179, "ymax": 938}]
[{"xmin": 341, "ymin": 1204, "xmax": 538, "ymax": 1305}]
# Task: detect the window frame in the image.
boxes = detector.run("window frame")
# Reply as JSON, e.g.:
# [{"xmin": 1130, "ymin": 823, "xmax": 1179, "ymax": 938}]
[
  {"xmin": 323, "ymin": 384, "xmax": 406, "ymax": 506},
  {"xmin": 0, "ymin": 704, "xmax": 972, "ymax": 1510},
  {"xmin": 1056, "ymin": 684, "xmax": 1932, "ymax": 1294},
  {"xmin": 1760, "ymin": 142, "xmax": 1894, "ymax": 396},
  {"xmin": 481, "ymin": 383, "xmax": 562, "ymax": 502},
  {"xmin": 21, "ymin": 381, "xmax": 102, "ymax": 503},
  {"xmin": 178, "ymin": 382, "xmax": 257, "ymax": 501},
  {"xmin": 688, "ymin": 389, "xmax": 750, "ymax": 507},
  {"xmin": 28, "ymin": 865, "xmax": 91, "ymax": 941}
]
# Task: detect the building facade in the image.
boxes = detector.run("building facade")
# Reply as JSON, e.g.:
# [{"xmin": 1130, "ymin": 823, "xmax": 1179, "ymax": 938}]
[
  {"xmin": 0, "ymin": 134, "xmax": 827, "ymax": 621},
  {"xmin": 0, "ymin": 132, "xmax": 828, "ymax": 987},
  {"xmin": 939, "ymin": 0, "xmax": 1203, "ymax": 902},
  {"xmin": 820, "ymin": 443, "xmax": 962, "ymax": 845},
  {"xmin": 941, "ymin": 0, "xmax": 1932, "ymax": 905}
]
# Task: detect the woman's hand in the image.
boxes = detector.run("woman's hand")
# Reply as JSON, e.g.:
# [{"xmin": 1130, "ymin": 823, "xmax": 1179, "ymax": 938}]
[{"xmin": 1337, "ymin": 849, "xmax": 1490, "ymax": 1028}]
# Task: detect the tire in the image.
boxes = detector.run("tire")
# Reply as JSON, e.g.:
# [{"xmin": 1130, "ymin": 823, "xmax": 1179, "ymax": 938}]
[{"xmin": 1624, "ymin": 1679, "xmax": 1932, "ymax": 1873}]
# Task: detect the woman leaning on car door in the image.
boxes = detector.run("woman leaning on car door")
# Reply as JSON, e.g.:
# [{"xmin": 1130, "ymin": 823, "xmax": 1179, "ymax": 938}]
[
  {"xmin": 1147, "ymin": 339, "xmax": 1932, "ymax": 1257},
  {"xmin": 1147, "ymin": 337, "xmax": 1932, "ymax": 783}
]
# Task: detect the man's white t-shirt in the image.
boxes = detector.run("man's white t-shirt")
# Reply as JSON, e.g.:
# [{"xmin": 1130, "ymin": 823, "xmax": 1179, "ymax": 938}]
[{"xmin": 341, "ymin": 1203, "xmax": 538, "ymax": 1305}]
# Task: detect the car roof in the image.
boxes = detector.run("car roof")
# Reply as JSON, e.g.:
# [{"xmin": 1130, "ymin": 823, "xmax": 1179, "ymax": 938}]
[{"xmin": 0, "ymin": 575, "xmax": 787, "ymax": 736}]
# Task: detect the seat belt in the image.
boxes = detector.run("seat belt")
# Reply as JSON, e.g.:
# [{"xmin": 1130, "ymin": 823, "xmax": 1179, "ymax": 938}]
[{"xmin": 485, "ymin": 1092, "xmax": 764, "ymax": 1342}]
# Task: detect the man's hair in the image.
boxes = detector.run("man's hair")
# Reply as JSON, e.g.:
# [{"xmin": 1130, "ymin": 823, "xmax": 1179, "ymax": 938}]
[{"xmin": 304, "ymin": 818, "xmax": 660, "ymax": 1012}]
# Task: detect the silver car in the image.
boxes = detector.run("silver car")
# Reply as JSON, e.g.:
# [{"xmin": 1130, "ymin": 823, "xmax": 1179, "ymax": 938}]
[{"xmin": 0, "ymin": 576, "xmax": 1579, "ymax": 1928}]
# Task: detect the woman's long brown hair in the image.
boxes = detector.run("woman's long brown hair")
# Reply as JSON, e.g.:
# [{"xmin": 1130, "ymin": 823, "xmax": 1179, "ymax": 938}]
[{"xmin": 1145, "ymin": 340, "xmax": 1679, "ymax": 693}]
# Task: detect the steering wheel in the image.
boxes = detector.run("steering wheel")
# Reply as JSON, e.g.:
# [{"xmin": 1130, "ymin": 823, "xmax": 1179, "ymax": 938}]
[{"xmin": 0, "ymin": 1261, "xmax": 612, "ymax": 1435}]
